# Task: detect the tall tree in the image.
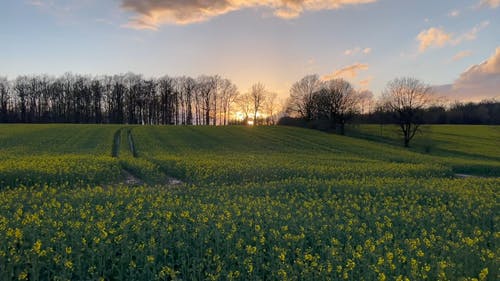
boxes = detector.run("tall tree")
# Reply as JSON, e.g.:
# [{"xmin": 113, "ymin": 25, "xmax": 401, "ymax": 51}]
[
  {"xmin": 0, "ymin": 77, "xmax": 9, "ymax": 122},
  {"xmin": 249, "ymin": 83, "xmax": 266, "ymax": 125},
  {"xmin": 287, "ymin": 75, "xmax": 321, "ymax": 121},
  {"xmin": 323, "ymin": 79, "xmax": 360, "ymax": 135},
  {"xmin": 264, "ymin": 92, "xmax": 278, "ymax": 125},
  {"xmin": 382, "ymin": 77, "xmax": 432, "ymax": 147},
  {"xmin": 197, "ymin": 76, "xmax": 217, "ymax": 125},
  {"xmin": 218, "ymin": 78, "xmax": 238, "ymax": 125}
]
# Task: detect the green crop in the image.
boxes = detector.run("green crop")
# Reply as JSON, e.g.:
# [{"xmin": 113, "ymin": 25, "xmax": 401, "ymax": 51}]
[{"xmin": 0, "ymin": 124, "xmax": 498, "ymax": 280}]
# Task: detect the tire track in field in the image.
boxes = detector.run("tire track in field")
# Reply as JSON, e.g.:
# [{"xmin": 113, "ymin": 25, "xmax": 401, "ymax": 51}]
[
  {"xmin": 127, "ymin": 129, "xmax": 138, "ymax": 158},
  {"xmin": 110, "ymin": 127, "xmax": 144, "ymax": 185},
  {"xmin": 112, "ymin": 128, "xmax": 121, "ymax": 158},
  {"xmin": 115, "ymin": 127, "xmax": 184, "ymax": 186}
]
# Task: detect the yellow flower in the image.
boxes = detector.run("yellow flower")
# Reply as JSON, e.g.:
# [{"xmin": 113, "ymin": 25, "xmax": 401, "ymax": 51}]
[
  {"xmin": 14, "ymin": 228, "xmax": 23, "ymax": 240},
  {"xmin": 18, "ymin": 271, "xmax": 28, "ymax": 281},
  {"xmin": 279, "ymin": 252, "xmax": 286, "ymax": 262},
  {"xmin": 246, "ymin": 245, "xmax": 257, "ymax": 255},
  {"xmin": 32, "ymin": 240, "xmax": 42, "ymax": 255},
  {"xmin": 479, "ymin": 268, "xmax": 488, "ymax": 281},
  {"xmin": 64, "ymin": 260, "xmax": 73, "ymax": 270}
]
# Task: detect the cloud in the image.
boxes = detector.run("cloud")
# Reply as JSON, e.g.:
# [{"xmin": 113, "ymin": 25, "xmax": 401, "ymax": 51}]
[
  {"xmin": 344, "ymin": 47, "xmax": 360, "ymax": 55},
  {"xmin": 479, "ymin": 0, "xmax": 500, "ymax": 8},
  {"xmin": 120, "ymin": 0, "xmax": 377, "ymax": 29},
  {"xmin": 417, "ymin": 22, "xmax": 489, "ymax": 52},
  {"xmin": 448, "ymin": 9, "xmax": 460, "ymax": 17},
  {"xmin": 322, "ymin": 63, "xmax": 369, "ymax": 80},
  {"xmin": 452, "ymin": 21, "xmax": 489, "ymax": 44},
  {"xmin": 434, "ymin": 47, "xmax": 500, "ymax": 101},
  {"xmin": 358, "ymin": 76, "xmax": 373, "ymax": 90},
  {"xmin": 344, "ymin": 47, "xmax": 371, "ymax": 56},
  {"xmin": 417, "ymin": 27, "xmax": 452, "ymax": 52},
  {"xmin": 452, "ymin": 50, "xmax": 473, "ymax": 62}
]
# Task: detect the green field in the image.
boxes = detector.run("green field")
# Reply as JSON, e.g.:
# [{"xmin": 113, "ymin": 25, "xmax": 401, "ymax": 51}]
[{"xmin": 0, "ymin": 124, "xmax": 498, "ymax": 280}]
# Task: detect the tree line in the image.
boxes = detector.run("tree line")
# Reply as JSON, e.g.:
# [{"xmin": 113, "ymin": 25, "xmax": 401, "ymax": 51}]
[
  {"xmin": 358, "ymin": 100, "xmax": 500, "ymax": 125},
  {"xmin": 0, "ymin": 74, "xmax": 282, "ymax": 125},
  {"xmin": 284, "ymin": 74, "xmax": 373, "ymax": 135},
  {"xmin": 283, "ymin": 75, "xmax": 499, "ymax": 147}
]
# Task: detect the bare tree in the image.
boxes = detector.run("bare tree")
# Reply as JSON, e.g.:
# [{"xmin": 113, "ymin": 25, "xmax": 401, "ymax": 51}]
[
  {"xmin": 0, "ymin": 77, "xmax": 9, "ymax": 122},
  {"xmin": 264, "ymin": 92, "xmax": 278, "ymax": 125},
  {"xmin": 249, "ymin": 83, "xmax": 266, "ymax": 125},
  {"xmin": 285, "ymin": 76, "xmax": 360, "ymax": 133},
  {"xmin": 0, "ymin": 73, "xmax": 240, "ymax": 126},
  {"xmin": 197, "ymin": 76, "xmax": 217, "ymax": 125},
  {"xmin": 236, "ymin": 93, "xmax": 252, "ymax": 123},
  {"xmin": 382, "ymin": 77, "xmax": 432, "ymax": 147},
  {"xmin": 320, "ymin": 79, "xmax": 359, "ymax": 135},
  {"xmin": 357, "ymin": 90, "xmax": 374, "ymax": 114},
  {"xmin": 218, "ymin": 78, "xmax": 239, "ymax": 125},
  {"xmin": 183, "ymin": 77, "xmax": 196, "ymax": 125},
  {"xmin": 287, "ymin": 75, "xmax": 321, "ymax": 120}
]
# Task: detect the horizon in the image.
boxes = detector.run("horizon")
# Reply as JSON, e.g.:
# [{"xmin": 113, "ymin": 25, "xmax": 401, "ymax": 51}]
[{"xmin": 1, "ymin": 0, "xmax": 499, "ymax": 101}]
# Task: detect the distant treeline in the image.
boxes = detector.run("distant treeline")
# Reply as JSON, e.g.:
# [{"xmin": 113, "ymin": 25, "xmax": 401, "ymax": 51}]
[
  {"xmin": 356, "ymin": 100, "xmax": 500, "ymax": 125},
  {"xmin": 280, "ymin": 100, "xmax": 500, "ymax": 127},
  {"xmin": 0, "ymin": 73, "xmax": 242, "ymax": 125}
]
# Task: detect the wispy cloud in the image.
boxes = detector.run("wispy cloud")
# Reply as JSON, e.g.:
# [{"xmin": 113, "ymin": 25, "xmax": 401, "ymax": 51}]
[
  {"xmin": 358, "ymin": 76, "xmax": 373, "ymax": 90},
  {"xmin": 120, "ymin": 0, "xmax": 377, "ymax": 30},
  {"xmin": 479, "ymin": 0, "xmax": 500, "ymax": 8},
  {"xmin": 448, "ymin": 9, "xmax": 460, "ymax": 17},
  {"xmin": 452, "ymin": 21, "xmax": 489, "ymax": 44},
  {"xmin": 344, "ymin": 47, "xmax": 371, "ymax": 56},
  {"xmin": 322, "ymin": 63, "xmax": 369, "ymax": 80},
  {"xmin": 452, "ymin": 50, "xmax": 473, "ymax": 62},
  {"xmin": 417, "ymin": 21, "xmax": 489, "ymax": 52}
]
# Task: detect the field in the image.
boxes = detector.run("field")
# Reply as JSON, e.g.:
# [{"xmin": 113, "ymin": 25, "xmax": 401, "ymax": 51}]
[{"xmin": 0, "ymin": 124, "xmax": 498, "ymax": 280}]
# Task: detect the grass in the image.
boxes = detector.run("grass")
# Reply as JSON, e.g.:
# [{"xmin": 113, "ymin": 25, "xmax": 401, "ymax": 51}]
[
  {"xmin": 0, "ymin": 124, "xmax": 498, "ymax": 280},
  {"xmin": 347, "ymin": 124, "xmax": 500, "ymax": 176}
]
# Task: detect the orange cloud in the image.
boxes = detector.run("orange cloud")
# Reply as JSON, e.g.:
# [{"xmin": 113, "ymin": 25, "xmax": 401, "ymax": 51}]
[
  {"xmin": 479, "ymin": 0, "xmax": 500, "ymax": 8},
  {"xmin": 435, "ymin": 47, "xmax": 500, "ymax": 101},
  {"xmin": 417, "ymin": 22, "xmax": 489, "ymax": 52},
  {"xmin": 417, "ymin": 27, "xmax": 452, "ymax": 52},
  {"xmin": 358, "ymin": 76, "xmax": 373, "ymax": 90},
  {"xmin": 120, "ymin": 0, "xmax": 377, "ymax": 29},
  {"xmin": 452, "ymin": 50, "xmax": 473, "ymax": 62},
  {"xmin": 322, "ymin": 63, "xmax": 369, "ymax": 80}
]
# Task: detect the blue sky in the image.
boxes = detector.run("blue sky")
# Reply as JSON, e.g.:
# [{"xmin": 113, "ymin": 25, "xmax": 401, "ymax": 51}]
[{"xmin": 0, "ymin": 0, "xmax": 499, "ymax": 100}]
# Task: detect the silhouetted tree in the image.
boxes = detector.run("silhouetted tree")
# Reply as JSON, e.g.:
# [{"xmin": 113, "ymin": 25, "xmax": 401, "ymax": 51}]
[
  {"xmin": 250, "ymin": 83, "xmax": 266, "ymax": 125},
  {"xmin": 287, "ymin": 75, "xmax": 321, "ymax": 121},
  {"xmin": 322, "ymin": 79, "xmax": 360, "ymax": 135},
  {"xmin": 0, "ymin": 77, "xmax": 9, "ymax": 122},
  {"xmin": 382, "ymin": 77, "xmax": 432, "ymax": 147},
  {"xmin": 264, "ymin": 92, "xmax": 278, "ymax": 125}
]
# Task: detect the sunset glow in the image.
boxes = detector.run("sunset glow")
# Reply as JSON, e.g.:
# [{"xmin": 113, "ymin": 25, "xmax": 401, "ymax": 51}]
[{"xmin": 0, "ymin": 1, "xmax": 499, "ymax": 101}]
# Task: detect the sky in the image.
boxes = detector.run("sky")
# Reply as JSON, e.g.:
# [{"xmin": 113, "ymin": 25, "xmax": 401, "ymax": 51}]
[{"xmin": 0, "ymin": 0, "xmax": 499, "ymax": 101}]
